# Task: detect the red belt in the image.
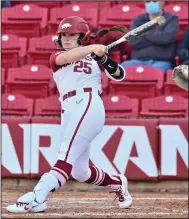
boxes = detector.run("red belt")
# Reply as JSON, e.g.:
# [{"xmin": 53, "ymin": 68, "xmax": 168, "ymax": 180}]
[{"xmin": 62, "ymin": 88, "xmax": 95, "ymax": 101}]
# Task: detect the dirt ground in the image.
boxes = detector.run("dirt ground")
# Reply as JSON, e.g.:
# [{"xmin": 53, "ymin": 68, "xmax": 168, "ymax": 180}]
[{"xmin": 1, "ymin": 179, "xmax": 188, "ymax": 218}]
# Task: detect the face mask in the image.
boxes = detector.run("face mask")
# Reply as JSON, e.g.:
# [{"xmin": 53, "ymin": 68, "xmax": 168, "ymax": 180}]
[{"xmin": 145, "ymin": 2, "xmax": 161, "ymax": 15}]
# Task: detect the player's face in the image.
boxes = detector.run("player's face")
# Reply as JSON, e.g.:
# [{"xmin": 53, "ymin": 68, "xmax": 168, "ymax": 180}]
[{"xmin": 61, "ymin": 33, "xmax": 80, "ymax": 50}]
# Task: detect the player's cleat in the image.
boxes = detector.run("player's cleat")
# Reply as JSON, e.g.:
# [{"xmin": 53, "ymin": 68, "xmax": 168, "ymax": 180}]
[
  {"xmin": 112, "ymin": 174, "xmax": 133, "ymax": 209},
  {"xmin": 6, "ymin": 192, "xmax": 47, "ymax": 213}
]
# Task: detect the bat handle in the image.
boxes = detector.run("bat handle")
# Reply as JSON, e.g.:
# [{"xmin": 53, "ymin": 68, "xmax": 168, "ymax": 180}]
[
  {"xmin": 106, "ymin": 45, "xmax": 111, "ymax": 50},
  {"xmin": 106, "ymin": 43, "xmax": 115, "ymax": 51}
]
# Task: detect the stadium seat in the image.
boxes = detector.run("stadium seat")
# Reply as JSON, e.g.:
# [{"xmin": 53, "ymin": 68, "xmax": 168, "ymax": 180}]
[
  {"xmin": 110, "ymin": 65, "xmax": 164, "ymax": 102},
  {"xmin": 140, "ymin": 95, "xmax": 188, "ymax": 117},
  {"xmin": 99, "ymin": 4, "xmax": 145, "ymax": 28},
  {"xmin": 99, "ymin": 1, "xmax": 114, "ymax": 7},
  {"xmin": 116, "ymin": 1, "xmax": 145, "ymax": 8},
  {"xmin": 2, "ymin": 68, "xmax": 5, "ymax": 84},
  {"xmin": 166, "ymin": 2, "xmax": 188, "ymax": 24},
  {"xmin": 21, "ymin": 1, "xmax": 62, "ymax": 9},
  {"xmin": 48, "ymin": 3, "xmax": 98, "ymax": 34},
  {"xmin": 102, "ymin": 95, "xmax": 139, "ymax": 117},
  {"xmin": 70, "ymin": 1, "xmax": 100, "ymax": 8},
  {"xmin": 48, "ymin": 78, "xmax": 58, "ymax": 96},
  {"xmin": 2, "ymin": 34, "xmax": 27, "ymax": 69},
  {"xmin": 2, "ymin": 68, "xmax": 5, "ymax": 93},
  {"xmin": 2, "ymin": 4, "xmax": 48, "ymax": 38},
  {"xmin": 5, "ymin": 65, "xmax": 52, "ymax": 99},
  {"xmin": 101, "ymin": 72, "xmax": 109, "ymax": 95},
  {"xmin": 27, "ymin": 35, "xmax": 58, "ymax": 67},
  {"xmin": 164, "ymin": 3, "xmax": 188, "ymax": 39},
  {"xmin": 9, "ymin": 1, "xmax": 20, "ymax": 6},
  {"xmin": 66, "ymin": 1, "xmax": 109, "ymax": 8},
  {"xmin": 164, "ymin": 69, "xmax": 188, "ymax": 98},
  {"xmin": 2, "ymin": 93, "xmax": 34, "ymax": 116},
  {"xmin": 20, "ymin": 1, "xmax": 64, "ymax": 20},
  {"xmin": 34, "ymin": 95, "xmax": 61, "ymax": 116}
]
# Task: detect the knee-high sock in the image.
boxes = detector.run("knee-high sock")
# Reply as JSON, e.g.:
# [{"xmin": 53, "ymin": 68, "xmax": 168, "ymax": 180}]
[
  {"xmin": 49, "ymin": 160, "xmax": 72, "ymax": 191},
  {"xmin": 85, "ymin": 166, "xmax": 122, "ymax": 191}
]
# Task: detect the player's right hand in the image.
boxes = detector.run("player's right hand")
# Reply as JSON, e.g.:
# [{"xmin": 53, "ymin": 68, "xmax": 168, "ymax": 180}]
[{"xmin": 90, "ymin": 44, "xmax": 107, "ymax": 57}]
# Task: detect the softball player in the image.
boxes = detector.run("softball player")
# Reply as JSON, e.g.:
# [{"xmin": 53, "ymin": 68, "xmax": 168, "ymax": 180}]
[{"xmin": 7, "ymin": 16, "xmax": 132, "ymax": 213}]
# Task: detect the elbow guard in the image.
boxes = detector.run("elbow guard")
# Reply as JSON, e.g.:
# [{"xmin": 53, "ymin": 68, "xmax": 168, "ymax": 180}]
[
  {"xmin": 101, "ymin": 55, "xmax": 118, "ymax": 75},
  {"xmin": 104, "ymin": 64, "xmax": 126, "ymax": 81}
]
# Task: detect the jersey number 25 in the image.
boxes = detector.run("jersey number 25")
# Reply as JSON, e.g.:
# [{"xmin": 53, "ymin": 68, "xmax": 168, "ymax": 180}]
[{"xmin": 74, "ymin": 61, "xmax": 92, "ymax": 74}]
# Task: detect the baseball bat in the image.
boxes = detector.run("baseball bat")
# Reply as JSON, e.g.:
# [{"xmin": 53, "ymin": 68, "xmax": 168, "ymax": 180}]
[{"xmin": 106, "ymin": 16, "xmax": 166, "ymax": 50}]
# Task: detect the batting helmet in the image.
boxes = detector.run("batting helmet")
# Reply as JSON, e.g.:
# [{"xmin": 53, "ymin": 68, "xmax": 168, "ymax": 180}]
[{"xmin": 55, "ymin": 16, "xmax": 90, "ymax": 48}]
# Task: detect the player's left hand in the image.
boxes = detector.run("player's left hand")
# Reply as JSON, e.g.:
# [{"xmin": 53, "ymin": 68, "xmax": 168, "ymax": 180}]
[{"xmin": 90, "ymin": 44, "xmax": 108, "ymax": 57}]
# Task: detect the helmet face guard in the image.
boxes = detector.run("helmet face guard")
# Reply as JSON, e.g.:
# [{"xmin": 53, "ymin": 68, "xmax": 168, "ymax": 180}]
[
  {"xmin": 55, "ymin": 16, "xmax": 90, "ymax": 49},
  {"xmin": 54, "ymin": 33, "xmax": 85, "ymax": 49}
]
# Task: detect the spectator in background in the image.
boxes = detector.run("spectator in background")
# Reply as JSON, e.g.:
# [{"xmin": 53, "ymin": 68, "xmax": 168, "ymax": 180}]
[
  {"xmin": 1, "ymin": 0, "xmax": 11, "ymax": 8},
  {"xmin": 121, "ymin": 0, "xmax": 179, "ymax": 71},
  {"xmin": 177, "ymin": 25, "xmax": 189, "ymax": 65}
]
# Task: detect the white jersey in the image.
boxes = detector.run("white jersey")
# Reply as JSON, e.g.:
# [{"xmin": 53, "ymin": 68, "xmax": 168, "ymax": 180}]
[{"xmin": 50, "ymin": 52, "xmax": 102, "ymax": 97}]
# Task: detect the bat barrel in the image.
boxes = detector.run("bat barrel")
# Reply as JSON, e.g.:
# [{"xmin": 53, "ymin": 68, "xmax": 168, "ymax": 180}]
[
  {"xmin": 106, "ymin": 16, "xmax": 166, "ymax": 50},
  {"xmin": 125, "ymin": 16, "xmax": 166, "ymax": 40}
]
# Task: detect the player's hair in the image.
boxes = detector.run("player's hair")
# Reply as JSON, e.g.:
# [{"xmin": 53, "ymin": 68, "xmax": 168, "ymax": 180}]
[{"xmin": 83, "ymin": 25, "xmax": 129, "ymax": 46}]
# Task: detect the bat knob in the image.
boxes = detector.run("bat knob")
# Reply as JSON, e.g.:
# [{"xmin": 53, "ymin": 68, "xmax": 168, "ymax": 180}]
[{"xmin": 157, "ymin": 16, "xmax": 166, "ymax": 25}]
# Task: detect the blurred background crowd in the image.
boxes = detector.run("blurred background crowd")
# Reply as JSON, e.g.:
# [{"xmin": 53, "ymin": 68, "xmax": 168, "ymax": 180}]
[{"xmin": 1, "ymin": 0, "xmax": 189, "ymax": 118}]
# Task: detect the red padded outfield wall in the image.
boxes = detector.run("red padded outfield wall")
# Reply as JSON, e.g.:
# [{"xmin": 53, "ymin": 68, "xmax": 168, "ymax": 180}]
[{"xmin": 2, "ymin": 117, "xmax": 188, "ymax": 180}]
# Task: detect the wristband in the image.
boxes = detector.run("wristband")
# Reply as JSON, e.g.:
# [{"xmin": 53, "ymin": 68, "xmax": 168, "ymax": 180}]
[{"xmin": 91, "ymin": 52, "xmax": 106, "ymax": 62}]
